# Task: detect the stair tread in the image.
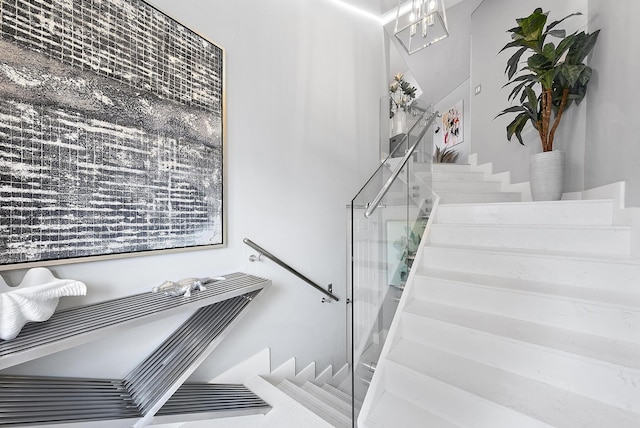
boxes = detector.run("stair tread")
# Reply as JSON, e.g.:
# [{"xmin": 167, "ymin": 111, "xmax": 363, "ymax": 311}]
[
  {"xmin": 301, "ymin": 381, "xmax": 351, "ymax": 416},
  {"xmin": 435, "ymin": 190, "xmax": 519, "ymax": 195},
  {"xmin": 421, "ymin": 245, "xmax": 640, "ymax": 293},
  {"xmin": 411, "ymin": 269, "xmax": 640, "ymax": 345},
  {"xmin": 432, "ymin": 163, "xmax": 471, "ymax": 169},
  {"xmin": 428, "ymin": 223, "xmax": 631, "ymax": 255},
  {"xmin": 431, "ymin": 223, "xmax": 630, "ymax": 231},
  {"xmin": 387, "ymin": 340, "xmax": 640, "ymax": 428},
  {"xmin": 364, "ymin": 390, "xmax": 461, "ymax": 428},
  {"xmin": 278, "ymin": 380, "xmax": 350, "ymax": 427},
  {"xmin": 438, "ymin": 198, "xmax": 615, "ymax": 208},
  {"xmin": 425, "ymin": 243, "xmax": 640, "ymax": 264},
  {"xmin": 403, "ymin": 298, "xmax": 640, "ymax": 372},
  {"xmin": 414, "ymin": 269, "xmax": 640, "ymax": 308},
  {"xmin": 320, "ymin": 383, "xmax": 352, "ymax": 405},
  {"xmin": 432, "ymin": 178, "xmax": 501, "ymax": 184},
  {"xmin": 434, "ymin": 199, "xmax": 615, "ymax": 225},
  {"xmin": 381, "ymin": 361, "xmax": 555, "ymax": 428}
]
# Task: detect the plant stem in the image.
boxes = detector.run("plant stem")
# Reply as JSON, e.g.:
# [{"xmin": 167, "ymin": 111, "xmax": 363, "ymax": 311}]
[
  {"xmin": 541, "ymin": 89, "xmax": 552, "ymax": 152},
  {"xmin": 548, "ymin": 88, "xmax": 570, "ymax": 151}
]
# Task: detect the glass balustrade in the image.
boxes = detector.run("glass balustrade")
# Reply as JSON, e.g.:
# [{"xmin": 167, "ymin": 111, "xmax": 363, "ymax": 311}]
[{"xmin": 348, "ymin": 98, "xmax": 436, "ymax": 425}]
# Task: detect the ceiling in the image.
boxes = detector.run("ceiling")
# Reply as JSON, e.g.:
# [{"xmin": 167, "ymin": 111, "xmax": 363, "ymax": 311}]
[
  {"xmin": 338, "ymin": 0, "xmax": 468, "ymax": 20},
  {"xmin": 337, "ymin": 0, "xmax": 399, "ymax": 16}
]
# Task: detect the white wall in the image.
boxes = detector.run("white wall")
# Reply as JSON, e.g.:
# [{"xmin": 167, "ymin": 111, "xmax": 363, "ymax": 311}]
[
  {"xmin": 1, "ymin": 0, "xmax": 386, "ymax": 381},
  {"xmin": 471, "ymin": 0, "xmax": 588, "ymax": 188},
  {"xmin": 434, "ymin": 78, "xmax": 471, "ymax": 163},
  {"xmin": 586, "ymin": 0, "xmax": 640, "ymax": 207}
]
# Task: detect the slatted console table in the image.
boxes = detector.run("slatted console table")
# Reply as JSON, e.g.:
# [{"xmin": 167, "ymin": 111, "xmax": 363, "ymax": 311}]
[{"xmin": 0, "ymin": 272, "xmax": 272, "ymax": 427}]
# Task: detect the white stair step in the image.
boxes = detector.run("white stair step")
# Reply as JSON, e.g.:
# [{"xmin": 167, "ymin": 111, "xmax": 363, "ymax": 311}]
[
  {"xmin": 420, "ymin": 244, "xmax": 640, "ymax": 292},
  {"xmin": 362, "ymin": 390, "xmax": 461, "ymax": 428},
  {"xmin": 301, "ymin": 382, "xmax": 351, "ymax": 417},
  {"xmin": 328, "ymin": 364, "xmax": 350, "ymax": 388},
  {"xmin": 266, "ymin": 358, "xmax": 296, "ymax": 385},
  {"xmin": 386, "ymin": 341, "xmax": 640, "ymax": 428},
  {"xmin": 277, "ymin": 380, "xmax": 351, "ymax": 428},
  {"xmin": 321, "ymin": 384, "xmax": 352, "ymax": 405},
  {"xmin": 236, "ymin": 375, "xmax": 334, "ymax": 428},
  {"xmin": 434, "ymin": 199, "xmax": 615, "ymax": 225},
  {"xmin": 397, "ymin": 309, "xmax": 640, "ymax": 412},
  {"xmin": 291, "ymin": 362, "xmax": 316, "ymax": 386},
  {"xmin": 313, "ymin": 365, "xmax": 333, "ymax": 386},
  {"xmin": 410, "ymin": 271, "xmax": 640, "ymax": 344},
  {"xmin": 415, "ymin": 170, "xmax": 487, "ymax": 182},
  {"xmin": 431, "ymin": 163, "xmax": 472, "ymax": 172},
  {"xmin": 437, "ymin": 191, "xmax": 521, "ymax": 204},
  {"xmin": 432, "ymin": 179, "xmax": 502, "ymax": 193},
  {"xmin": 428, "ymin": 223, "xmax": 631, "ymax": 255},
  {"xmin": 403, "ymin": 298, "xmax": 640, "ymax": 372},
  {"xmin": 380, "ymin": 361, "xmax": 554, "ymax": 428},
  {"xmin": 413, "ymin": 269, "xmax": 640, "ymax": 315}
]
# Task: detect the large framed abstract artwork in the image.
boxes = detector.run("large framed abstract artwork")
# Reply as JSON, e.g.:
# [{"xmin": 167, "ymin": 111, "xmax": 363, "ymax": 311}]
[{"xmin": 0, "ymin": 0, "xmax": 225, "ymax": 269}]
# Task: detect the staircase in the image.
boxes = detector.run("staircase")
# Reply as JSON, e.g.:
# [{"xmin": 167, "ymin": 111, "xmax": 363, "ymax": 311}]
[
  {"xmin": 358, "ymin": 160, "xmax": 640, "ymax": 427},
  {"xmin": 173, "ymin": 349, "xmax": 353, "ymax": 428}
]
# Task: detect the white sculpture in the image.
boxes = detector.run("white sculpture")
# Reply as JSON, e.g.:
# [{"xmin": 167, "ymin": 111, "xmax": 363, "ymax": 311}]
[
  {"xmin": 152, "ymin": 276, "xmax": 225, "ymax": 297},
  {"xmin": 0, "ymin": 267, "xmax": 87, "ymax": 340}
]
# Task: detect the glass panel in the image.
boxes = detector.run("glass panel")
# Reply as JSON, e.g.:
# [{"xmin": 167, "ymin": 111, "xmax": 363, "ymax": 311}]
[{"xmin": 348, "ymin": 99, "xmax": 436, "ymax": 425}]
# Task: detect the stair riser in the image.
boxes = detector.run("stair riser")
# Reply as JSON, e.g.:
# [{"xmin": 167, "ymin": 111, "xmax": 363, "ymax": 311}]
[
  {"xmin": 421, "ymin": 246, "xmax": 640, "ymax": 292},
  {"xmin": 438, "ymin": 192, "xmax": 521, "ymax": 204},
  {"xmin": 301, "ymin": 383, "xmax": 351, "ymax": 417},
  {"xmin": 434, "ymin": 201, "xmax": 614, "ymax": 225},
  {"xmin": 433, "ymin": 181, "xmax": 502, "ymax": 193},
  {"xmin": 428, "ymin": 225, "xmax": 631, "ymax": 255},
  {"xmin": 410, "ymin": 278, "xmax": 640, "ymax": 344},
  {"xmin": 292, "ymin": 362, "xmax": 316, "ymax": 386},
  {"xmin": 431, "ymin": 164, "xmax": 472, "ymax": 172},
  {"xmin": 383, "ymin": 362, "xmax": 551, "ymax": 428},
  {"xmin": 399, "ymin": 314, "xmax": 640, "ymax": 412},
  {"xmin": 416, "ymin": 171, "xmax": 487, "ymax": 182}
]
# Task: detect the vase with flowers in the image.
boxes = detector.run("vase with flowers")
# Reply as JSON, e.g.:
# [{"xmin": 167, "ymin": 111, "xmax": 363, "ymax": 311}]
[{"xmin": 389, "ymin": 73, "xmax": 417, "ymax": 136}]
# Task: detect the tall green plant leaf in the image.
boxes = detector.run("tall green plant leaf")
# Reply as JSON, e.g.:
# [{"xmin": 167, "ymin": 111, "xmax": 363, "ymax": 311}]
[
  {"xmin": 518, "ymin": 8, "xmax": 547, "ymax": 44},
  {"xmin": 505, "ymin": 47, "xmax": 528, "ymax": 79},
  {"xmin": 545, "ymin": 12, "xmax": 582, "ymax": 32},
  {"xmin": 554, "ymin": 34, "xmax": 577, "ymax": 63},
  {"xmin": 506, "ymin": 75, "xmax": 536, "ymax": 101},
  {"xmin": 560, "ymin": 64, "xmax": 586, "ymax": 87},
  {"xmin": 506, "ymin": 113, "xmax": 531, "ymax": 145},
  {"xmin": 566, "ymin": 30, "xmax": 600, "ymax": 64},
  {"xmin": 546, "ymin": 29, "xmax": 566, "ymax": 38}
]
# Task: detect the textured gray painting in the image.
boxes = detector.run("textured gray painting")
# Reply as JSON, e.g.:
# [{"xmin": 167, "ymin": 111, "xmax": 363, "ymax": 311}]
[{"xmin": 0, "ymin": 0, "xmax": 224, "ymax": 266}]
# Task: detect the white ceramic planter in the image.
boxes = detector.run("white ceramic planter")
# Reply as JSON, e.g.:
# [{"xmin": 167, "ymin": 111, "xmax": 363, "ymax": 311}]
[{"xmin": 530, "ymin": 150, "xmax": 564, "ymax": 201}]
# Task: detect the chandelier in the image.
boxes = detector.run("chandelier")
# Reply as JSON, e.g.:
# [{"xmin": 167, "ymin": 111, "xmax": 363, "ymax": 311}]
[{"xmin": 394, "ymin": 0, "xmax": 449, "ymax": 54}]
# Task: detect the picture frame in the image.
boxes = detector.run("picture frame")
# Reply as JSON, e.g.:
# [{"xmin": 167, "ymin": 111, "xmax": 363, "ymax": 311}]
[{"xmin": 0, "ymin": 0, "xmax": 225, "ymax": 270}]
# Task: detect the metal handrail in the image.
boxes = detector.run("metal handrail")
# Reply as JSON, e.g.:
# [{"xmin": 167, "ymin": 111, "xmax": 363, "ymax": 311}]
[
  {"xmin": 351, "ymin": 101, "xmax": 432, "ymax": 204},
  {"xmin": 364, "ymin": 111, "xmax": 439, "ymax": 218},
  {"xmin": 243, "ymin": 238, "xmax": 339, "ymax": 302}
]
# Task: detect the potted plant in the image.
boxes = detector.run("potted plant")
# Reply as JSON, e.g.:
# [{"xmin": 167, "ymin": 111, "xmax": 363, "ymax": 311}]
[{"xmin": 497, "ymin": 8, "xmax": 599, "ymax": 200}]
